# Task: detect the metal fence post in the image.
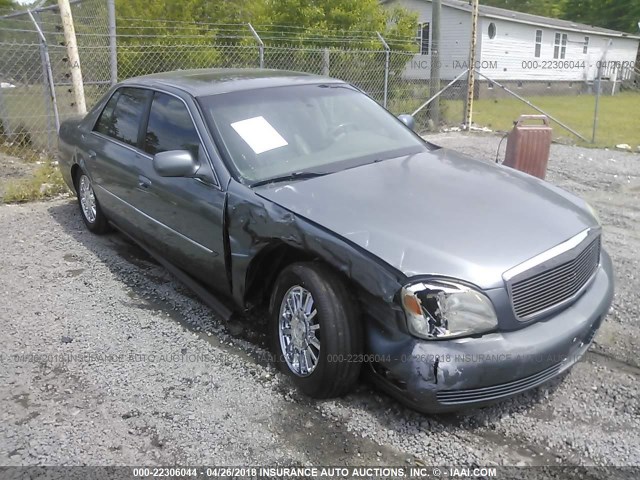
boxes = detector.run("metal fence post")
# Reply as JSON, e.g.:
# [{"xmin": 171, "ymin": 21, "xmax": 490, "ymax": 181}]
[
  {"xmin": 248, "ymin": 23, "xmax": 264, "ymax": 68},
  {"xmin": 376, "ymin": 32, "xmax": 390, "ymax": 108},
  {"xmin": 322, "ymin": 48, "xmax": 330, "ymax": 76},
  {"xmin": 592, "ymin": 66, "xmax": 602, "ymax": 144},
  {"xmin": 38, "ymin": 37, "xmax": 54, "ymax": 151},
  {"xmin": 107, "ymin": 0, "xmax": 117, "ymax": 85},
  {"xmin": 28, "ymin": 9, "xmax": 60, "ymax": 136},
  {"xmin": 428, "ymin": 0, "xmax": 442, "ymax": 128}
]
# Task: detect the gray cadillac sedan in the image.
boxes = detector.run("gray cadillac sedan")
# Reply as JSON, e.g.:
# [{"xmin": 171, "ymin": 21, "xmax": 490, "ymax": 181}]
[{"xmin": 58, "ymin": 69, "xmax": 614, "ymax": 413}]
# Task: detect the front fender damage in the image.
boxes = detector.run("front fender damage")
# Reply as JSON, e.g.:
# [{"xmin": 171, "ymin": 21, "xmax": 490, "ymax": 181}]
[{"xmin": 225, "ymin": 182, "xmax": 406, "ymax": 306}]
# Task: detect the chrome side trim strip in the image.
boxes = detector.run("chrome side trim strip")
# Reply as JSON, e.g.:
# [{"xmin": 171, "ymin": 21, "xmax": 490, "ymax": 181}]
[{"xmin": 95, "ymin": 184, "xmax": 216, "ymax": 256}]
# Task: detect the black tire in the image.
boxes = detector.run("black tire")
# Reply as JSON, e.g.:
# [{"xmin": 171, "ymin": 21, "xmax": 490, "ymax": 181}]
[
  {"xmin": 270, "ymin": 262, "xmax": 363, "ymax": 398},
  {"xmin": 74, "ymin": 169, "xmax": 110, "ymax": 234}
]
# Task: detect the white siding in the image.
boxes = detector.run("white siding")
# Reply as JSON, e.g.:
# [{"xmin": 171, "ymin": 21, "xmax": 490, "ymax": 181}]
[
  {"xmin": 386, "ymin": 0, "xmax": 471, "ymax": 80},
  {"xmin": 386, "ymin": 0, "xmax": 640, "ymax": 82},
  {"xmin": 478, "ymin": 17, "xmax": 639, "ymax": 81}
]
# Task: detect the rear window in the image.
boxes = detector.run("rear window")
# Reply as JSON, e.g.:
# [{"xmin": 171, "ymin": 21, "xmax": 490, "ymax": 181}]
[{"xmin": 94, "ymin": 87, "xmax": 151, "ymax": 147}]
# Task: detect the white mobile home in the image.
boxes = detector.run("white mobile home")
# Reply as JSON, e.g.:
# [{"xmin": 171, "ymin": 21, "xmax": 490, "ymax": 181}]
[{"xmin": 383, "ymin": 0, "xmax": 640, "ymax": 94}]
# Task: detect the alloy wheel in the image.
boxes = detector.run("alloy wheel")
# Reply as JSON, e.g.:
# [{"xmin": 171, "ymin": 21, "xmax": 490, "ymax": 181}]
[
  {"xmin": 78, "ymin": 174, "xmax": 97, "ymax": 224},
  {"xmin": 278, "ymin": 285, "xmax": 321, "ymax": 377}
]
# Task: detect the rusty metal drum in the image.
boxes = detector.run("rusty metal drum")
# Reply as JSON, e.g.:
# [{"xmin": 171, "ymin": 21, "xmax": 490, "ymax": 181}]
[{"xmin": 504, "ymin": 115, "xmax": 552, "ymax": 179}]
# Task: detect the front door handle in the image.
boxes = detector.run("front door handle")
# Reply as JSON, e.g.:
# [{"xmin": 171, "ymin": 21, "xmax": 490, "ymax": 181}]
[
  {"xmin": 138, "ymin": 175, "xmax": 151, "ymax": 189},
  {"xmin": 87, "ymin": 150, "xmax": 96, "ymax": 160}
]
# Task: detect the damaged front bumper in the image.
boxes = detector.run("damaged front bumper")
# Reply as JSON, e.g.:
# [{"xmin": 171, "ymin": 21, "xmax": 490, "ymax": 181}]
[{"xmin": 366, "ymin": 250, "xmax": 614, "ymax": 413}]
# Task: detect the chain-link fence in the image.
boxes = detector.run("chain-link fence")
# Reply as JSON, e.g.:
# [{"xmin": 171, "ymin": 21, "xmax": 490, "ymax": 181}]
[
  {"xmin": 0, "ymin": 0, "xmax": 112, "ymax": 161},
  {"xmin": 1, "ymin": 0, "xmax": 639, "ymax": 165}
]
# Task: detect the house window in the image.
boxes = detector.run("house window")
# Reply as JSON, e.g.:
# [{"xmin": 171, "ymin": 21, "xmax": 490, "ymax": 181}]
[
  {"xmin": 416, "ymin": 22, "xmax": 430, "ymax": 55},
  {"xmin": 535, "ymin": 30, "xmax": 542, "ymax": 57},
  {"xmin": 488, "ymin": 23, "xmax": 496, "ymax": 39},
  {"xmin": 583, "ymin": 36, "xmax": 589, "ymax": 54},
  {"xmin": 554, "ymin": 32, "xmax": 567, "ymax": 59}
]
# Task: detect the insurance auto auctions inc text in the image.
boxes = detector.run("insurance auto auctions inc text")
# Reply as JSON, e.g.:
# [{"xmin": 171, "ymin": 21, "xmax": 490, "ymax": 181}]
[{"xmin": 203, "ymin": 466, "xmax": 497, "ymax": 478}]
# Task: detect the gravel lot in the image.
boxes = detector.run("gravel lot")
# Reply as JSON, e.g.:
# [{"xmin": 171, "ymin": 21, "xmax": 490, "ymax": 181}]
[{"xmin": 1, "ymin": 132, "xmax": 639, "ymax": 468}]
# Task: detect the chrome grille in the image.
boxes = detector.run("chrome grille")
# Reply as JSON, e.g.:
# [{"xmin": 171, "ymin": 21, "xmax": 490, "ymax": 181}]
[{"xmin": 511, "ymin": 236, "xmax": 601, "ymax": 319}]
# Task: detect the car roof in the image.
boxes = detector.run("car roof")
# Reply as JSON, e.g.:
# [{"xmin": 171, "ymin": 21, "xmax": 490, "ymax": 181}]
[{"xmin": 122, "ymin": 68, "xmax": 345, "ymax": 97}]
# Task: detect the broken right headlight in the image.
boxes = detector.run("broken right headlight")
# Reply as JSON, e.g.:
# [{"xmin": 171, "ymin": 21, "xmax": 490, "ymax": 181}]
[{"xmin": 401, "ymin": 279, "xmax": 497, "ymax": 340}]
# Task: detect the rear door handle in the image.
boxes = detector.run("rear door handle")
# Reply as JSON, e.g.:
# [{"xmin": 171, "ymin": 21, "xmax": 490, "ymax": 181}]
[
  {"xmin": 87, "ymin": 150, "xmax": 96, "ymax": 160},
  {"xmin": 138, "ymin": 175, "xmax": 151, "ymax": 189}
]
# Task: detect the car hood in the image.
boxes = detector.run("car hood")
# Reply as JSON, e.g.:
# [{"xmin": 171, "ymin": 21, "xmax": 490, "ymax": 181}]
[{"xmin": 255, "ymin": 148, "xmax": 598, "ymax": 289}]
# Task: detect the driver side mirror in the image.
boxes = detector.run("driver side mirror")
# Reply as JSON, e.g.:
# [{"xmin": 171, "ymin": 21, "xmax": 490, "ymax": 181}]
[
  {"xmin": 397, "ymin": 114, "xmax": 416, "ymax": 131},
  {"xmin": 152, "ymin": 150, "xmax": 199, "ymax": 177}
]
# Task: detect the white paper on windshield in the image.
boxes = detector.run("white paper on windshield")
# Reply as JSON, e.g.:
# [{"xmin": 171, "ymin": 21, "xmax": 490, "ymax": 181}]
[{"xmin": 230, "ymin": 116, "xmax": 288, "ymax": 154}]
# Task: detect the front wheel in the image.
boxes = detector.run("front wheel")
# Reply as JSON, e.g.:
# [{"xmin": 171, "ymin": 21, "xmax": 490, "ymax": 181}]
[
  {"xmin": 75, "ymin": 170, "xmax": 109, "ymax": 234},
  {"xmin": 270, "ymin": 262, "xmax": 363, "ymax": 398}
]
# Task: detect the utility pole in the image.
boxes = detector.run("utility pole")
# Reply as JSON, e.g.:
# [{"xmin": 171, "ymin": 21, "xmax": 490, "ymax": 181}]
[
  {"xmin": 464, "ymin": 0, "xmax": 479, "ymax": 129},
  {"xmin": 58, "ymin": 0, "xmax": 86, "ymax": 114},
  {"xmin": 592, "ymin": 39, "xmax": 613, "ymax": 143},
  {"xmin": 429, "ymin": 0, "xmax": 441, "ymax": 128}
]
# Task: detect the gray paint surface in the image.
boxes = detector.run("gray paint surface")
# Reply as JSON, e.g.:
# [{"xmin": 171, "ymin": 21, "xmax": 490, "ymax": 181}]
[
  {"xmin": 125, "ymin": 68, "xmax": 343, "ymax": 97},
  {"xmin": 256, "ymin": 147, "xmax": 598, "ymax": 290}
]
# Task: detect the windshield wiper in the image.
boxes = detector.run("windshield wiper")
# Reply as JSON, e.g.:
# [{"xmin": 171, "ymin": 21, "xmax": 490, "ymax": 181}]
[{"xmin": 250, "ymin": 170, "xmax": 328, "ymax": 187}]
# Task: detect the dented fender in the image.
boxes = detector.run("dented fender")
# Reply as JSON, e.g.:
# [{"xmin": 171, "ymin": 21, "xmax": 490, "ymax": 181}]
[{"xmin": 225, "ymin": 180, "xmax": 406, "ymax": 306}]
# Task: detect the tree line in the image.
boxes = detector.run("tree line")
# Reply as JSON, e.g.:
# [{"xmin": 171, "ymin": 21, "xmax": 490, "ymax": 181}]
[{"xmin": 6, "ymin": 1, "xmax": 638, "ymax": 36}]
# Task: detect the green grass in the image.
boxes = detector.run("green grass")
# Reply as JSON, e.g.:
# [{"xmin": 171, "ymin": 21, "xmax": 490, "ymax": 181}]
[
  {"xmin": 0, "ymin": 143, "xmax": 42, "ymax": 163},
  {"xmin": 3, "ymin": 161, "xmax": 70, "ymax": 203},
  {"xmin": 442, "ymin": 91, "xmax": 640, "ymax": 148}
]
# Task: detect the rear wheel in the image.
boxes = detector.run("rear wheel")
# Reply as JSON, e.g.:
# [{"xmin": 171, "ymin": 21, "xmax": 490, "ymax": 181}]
[
  {"xmin": 270, "ymin": 262, "xmax": 362, "ymax": 398},
  {"xmin": 75, "ymin": 170, "xmax": 109, "ymax": 234}
]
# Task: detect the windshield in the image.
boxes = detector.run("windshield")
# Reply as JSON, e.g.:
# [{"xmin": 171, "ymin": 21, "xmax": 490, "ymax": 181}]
[{"xmin": 198, "ymin": 84, "xmax": 428, "ymax": 183}]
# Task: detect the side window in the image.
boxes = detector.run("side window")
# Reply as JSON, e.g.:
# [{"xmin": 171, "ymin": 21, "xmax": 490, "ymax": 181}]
[
  {"xmin": 94, "ymin": 87, "xmax": 150, "ymax": 147},
  {"xmin": 144, "ymin": 92, "xmax": 201, "ymax": 158},
  {"xmin": 94, "ymin": 90, "xmax": 120, "ymax": 137}
]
